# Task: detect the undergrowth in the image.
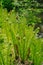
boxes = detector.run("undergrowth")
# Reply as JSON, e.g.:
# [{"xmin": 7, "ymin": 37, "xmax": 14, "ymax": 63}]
[{"xmin": 0, "ymin": 8, "xmax": 43, "ymax": 65}]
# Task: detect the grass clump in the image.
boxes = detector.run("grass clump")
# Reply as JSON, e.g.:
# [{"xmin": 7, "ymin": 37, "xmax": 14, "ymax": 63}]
[{"xmin": 0, "ymin": 7, "xmax": 43, "ymax": 65}]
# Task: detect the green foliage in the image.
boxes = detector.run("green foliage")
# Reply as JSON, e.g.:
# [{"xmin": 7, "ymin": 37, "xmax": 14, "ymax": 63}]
[
  {"xmin": 30, "ymin": 36, "xmax": 42, "ymax": 65},
  {"xmin": 25, "ymin": 9, "xmax": 41, "ymax": 25},
  {"xmin": 2, "ymin": 0, "xmax": 14, "ymax": 12},
  {"xmin": 0, "ymin": 8, "xmax": 43, "ymax": 65}
]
